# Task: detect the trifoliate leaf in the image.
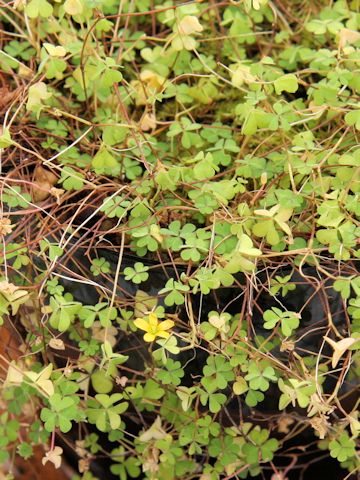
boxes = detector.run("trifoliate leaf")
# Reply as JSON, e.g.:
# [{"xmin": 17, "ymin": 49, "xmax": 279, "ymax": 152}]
[
  {"xmin": 43, "ymin": 43, "xmax": 66, "ymax": 57},
  {"xmin": 26, "ymin": 0, "xmax": 53, "ymax": 18}
]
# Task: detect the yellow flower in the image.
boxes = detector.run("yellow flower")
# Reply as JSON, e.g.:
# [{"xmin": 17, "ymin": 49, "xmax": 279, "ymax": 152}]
[{"xmin": 134, "ymin": 312, "xmax": 174, "ymax": 343}]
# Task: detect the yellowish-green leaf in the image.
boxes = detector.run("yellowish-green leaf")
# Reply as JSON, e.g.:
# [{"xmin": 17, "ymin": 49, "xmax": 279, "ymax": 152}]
[
  {"xmin": 172, "ymin": 34, "xmax": 196, "ymax": 51},
  {"xmin": 233, "ymin": 376, "xmax": 248, "ymax": 395},
  {"xmin": 26, "ymin": 82, "xmax": 52, "ymax": 118},
  {"xmin": 5, "ymin": 362, "xmax": 24, "ymax": 384},
  {"xmin": 134, "ymin": 290, "xmax": 157, "ymax": 318},
  {"xmin": 43, "ymin": 43, "xmax": 66, "ymax": 57},
  {"xmin": 64, "ymin": 0, "xmax": 83, "ymax": 16},
  {"xmin": 274, "ymin": 74, "xmax": 298, "ymax": 95},
  {"xmin": 177, "ymin": 16, "xmax": 203, "ymax": 36},
  {"xmin": 25, "ymin": 363, "xmax": 54, "ymax": 397},
  {"xmin": 0, "ymin": 127, "xmax": 13, "ymax": 149},
  {"xmin": 231, "ymin": 64, "xmax": 256, "ymax": 87},
  {"xmin": 139, "ymin": 416, "xmax": 167, "ymax": 442}
]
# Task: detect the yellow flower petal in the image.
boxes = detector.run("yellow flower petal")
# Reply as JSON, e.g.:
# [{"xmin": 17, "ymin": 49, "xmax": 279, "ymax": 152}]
[
  {"xmin": 158, "ymin": 320, "xmax": 175, "ymax": 331},
  {"xmin": 148, "ymin": 312, "xmax": 159, "ymax": 329},
  {"xmin": 157, "ymin": 331, "xmax": 170, "ymax": 339},
  {"xmin": 134, "ymin": 318, "xmax": 150, "ymax": 332},
  {"xmin": 144, "ymin": 333, "xmax": 156, "ymax": 342}
]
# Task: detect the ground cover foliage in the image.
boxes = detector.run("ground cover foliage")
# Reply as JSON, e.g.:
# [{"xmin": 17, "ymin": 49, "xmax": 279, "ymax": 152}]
[{"xmin": 0, "ymin": 0, "xmax": 360, "ymax": 478}]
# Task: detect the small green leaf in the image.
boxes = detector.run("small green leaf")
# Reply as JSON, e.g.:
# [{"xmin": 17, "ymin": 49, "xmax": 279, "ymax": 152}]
[
  {"xmin": 329, "ymin": 433, "xmax": 356, "ymax": 462},
  {"xmin": 63, "ymin": 0, "xmax": 84, "ymax": 15},
  {"xmin": 345, "ymin": 109, "xmax": 360, "ymax": 130},
  {"xmin": 274, "ymin": 74, "xmax": 299, "ymax": 95},
  {"xmin": 26, "ymin": 0, "xmax": 53, "ymax": 18},
  {"xmin": 26, "ymin": 82, "xmax": 52, "ymax": 118},
  {"xmin": 0, "ymin": 128, "xmax": 13, "ymax": 149},
  {"xmin": 17, "ymin": 442, "xmax": 33, "ymax": 459},
  {"xmin": 92, "ymin": 147, "xmax": 120, "ymax": 176}
]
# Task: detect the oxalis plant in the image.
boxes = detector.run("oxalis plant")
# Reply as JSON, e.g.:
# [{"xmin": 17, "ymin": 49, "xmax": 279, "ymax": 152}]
[{"xmin": 0, "ymin": 0, "xmax": 360, "ymax": 479}]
